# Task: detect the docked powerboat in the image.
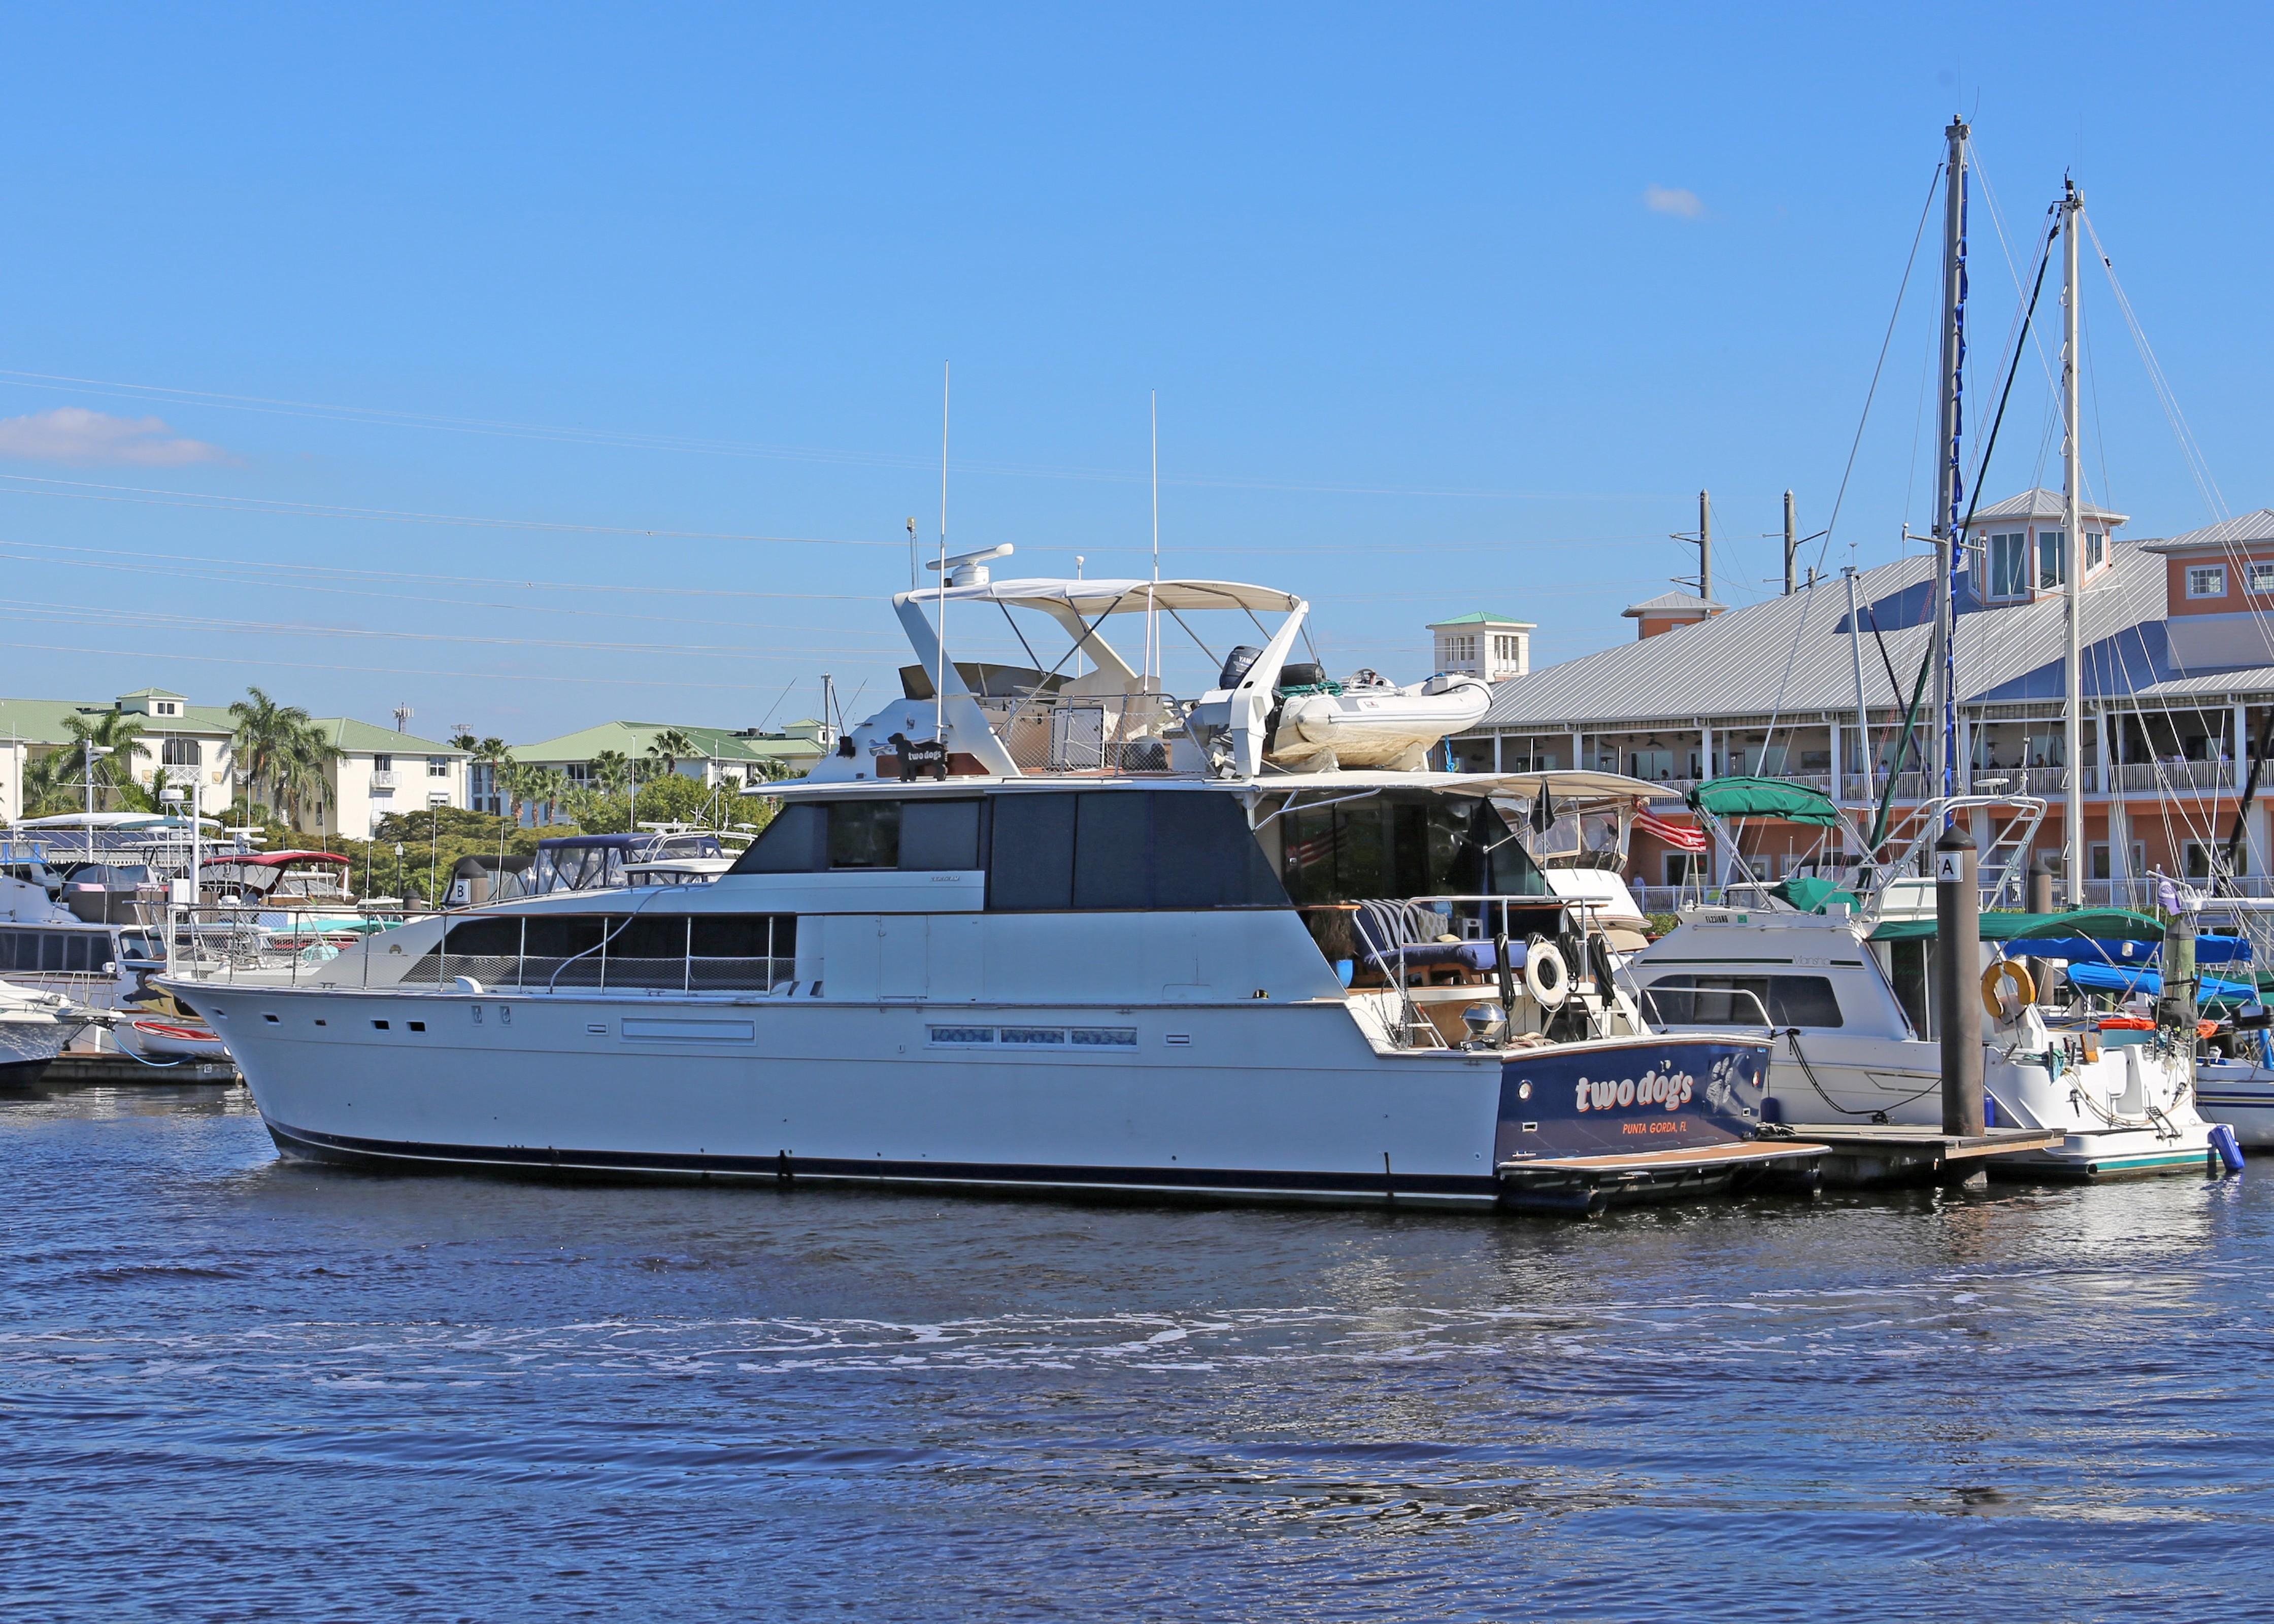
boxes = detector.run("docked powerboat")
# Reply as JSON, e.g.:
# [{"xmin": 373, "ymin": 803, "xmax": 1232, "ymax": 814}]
[
  {"xmin": 169, "ymin": 562, "xmax": 1792, "ymax": 1213},
  {"xmin": 0, "ymin": 976, "xmax": 103, "ymax": 1084},
  {"xmin": 1629, "ymin": 778, "xmax": 2218, "ymax": 1178}
]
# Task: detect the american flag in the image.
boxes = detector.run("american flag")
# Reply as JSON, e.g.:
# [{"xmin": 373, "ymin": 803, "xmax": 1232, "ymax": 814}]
[{"xmin": 1633, "ymin": 809, "xmax": 1708, "ymax": 853}]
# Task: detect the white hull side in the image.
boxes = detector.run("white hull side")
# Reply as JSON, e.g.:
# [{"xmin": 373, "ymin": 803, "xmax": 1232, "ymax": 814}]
[
  {"xmin": 2195, "ymin": 1061, "xmax": 2274, "ymax": 1148},
  {"xmin": 194, "ymin": 984, "xmax": 1523, "ymax": 1204},
  {"xmin": 1764, "ymin": 1035, "xmax": 2213, "ymax": 1175}
]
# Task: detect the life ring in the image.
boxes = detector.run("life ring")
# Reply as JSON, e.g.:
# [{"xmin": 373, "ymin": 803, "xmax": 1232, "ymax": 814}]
[
  {"xmin": 1525, "ymin": 940, "xmax": 1570, "ymax": 1008},
  {"xmin": 1980, "ymin": 959, "xmax": 2035, "ymax": 1021}
]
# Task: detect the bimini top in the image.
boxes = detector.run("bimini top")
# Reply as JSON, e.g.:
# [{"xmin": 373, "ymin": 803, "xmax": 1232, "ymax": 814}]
[
  {"xmin": 1687, "ymin": 775, "xmax": 1843, "ymax": 828},
  {"xmin": 1869, "ymin": 907, "xmax": 2167, "ymax": 943},
  {"xmin": 17, "ymin": 811, "xmax": 220, "ymax": 831},
  {"xmin": 200, "ymin": 850, "xmax": 350, "ymax": 868},
  {"xmin": 902, "ymin": 577, "xmax": 1303, "ymax": 615}
]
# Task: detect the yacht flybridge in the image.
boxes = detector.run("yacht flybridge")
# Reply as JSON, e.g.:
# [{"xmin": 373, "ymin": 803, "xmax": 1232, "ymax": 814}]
[{"xmin": 172, "ymin": 563, "xmax": 1797, "ymax": 1213}]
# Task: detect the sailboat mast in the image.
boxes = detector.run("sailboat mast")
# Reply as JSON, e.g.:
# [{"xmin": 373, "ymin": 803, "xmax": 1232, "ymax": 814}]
[
  {"xmin": 2061, "ymin": 179, "xmax": 2087, "ymax": 906},
  {"xmin": 1931, "ymin": 117, "xmax": 1969, "ymax": 808}
]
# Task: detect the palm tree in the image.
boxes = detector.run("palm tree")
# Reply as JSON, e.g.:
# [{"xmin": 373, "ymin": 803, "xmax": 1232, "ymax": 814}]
[
  {"xmin": 228, "ymin": 687, "xmax": 313, "ymax": 815},
  {"xmin": 473, "ymin": 737, "xmax": 512, "ymax": 818},
  {"xmin": 15, "ymin": 749, "xmax": 81, "ymax": 818},
  {"xmin": 646, "ymin": 728, "xmax": 696, "ymax": 778},
  {"xmin": 58, "ymin": 711, "xmax": 148, "ymax": 810},
  {"xmin": 276, "ymin": 721, "xmax": 342, "ymax": 831},
  {"xmin": 590, "ymin": 750, "xmax": 630, "ymax": 797}
]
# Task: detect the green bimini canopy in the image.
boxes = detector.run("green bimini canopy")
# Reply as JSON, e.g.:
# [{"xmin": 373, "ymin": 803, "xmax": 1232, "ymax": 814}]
[
  {"xmin": 1687, "ymin": 776, "xmax": 1844, "ymax": 828},
  {"xmin": 1867, "ymin": 908, "xmax": 2168, "ymax": 944},
  {"xmin": 1770, "ymin": 875, "xmax": 1861, "ymax": 913}
]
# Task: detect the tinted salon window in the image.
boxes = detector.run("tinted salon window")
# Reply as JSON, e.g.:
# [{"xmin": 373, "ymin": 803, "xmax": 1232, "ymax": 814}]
[
  {"xmin": 730, "ymin": 802, "xmax": 825, "ymax": 874},
  {"xmin": 987, "ymin": 790, "xmax": 1286, "ymax": 912},
  {"xmin": 988, "ymin": 794, "xmax": 1077, "ymax": 910},
  {"xmin": 898, "ymin": 798, "xmax": 982, "ymax": 870},
  {"xmin": 827, "ymin": 800, "xmax": 901, "ymax": 868}
]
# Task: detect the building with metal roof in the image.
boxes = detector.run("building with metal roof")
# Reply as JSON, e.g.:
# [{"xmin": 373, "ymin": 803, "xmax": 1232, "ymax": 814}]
[{"xmin": 1447, "ymin": 495, "xmax": 2274, "ymax": 908}]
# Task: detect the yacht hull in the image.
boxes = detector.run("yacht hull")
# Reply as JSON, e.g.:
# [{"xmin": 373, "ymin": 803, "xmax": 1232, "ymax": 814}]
[
  {"xmin": 182, "ymin": 982, "xmax": 1769, "ymax": 1209},
  {"xmin": 2193, "ymin": 1060, "xmax": 2274, "ymax": 1148}
]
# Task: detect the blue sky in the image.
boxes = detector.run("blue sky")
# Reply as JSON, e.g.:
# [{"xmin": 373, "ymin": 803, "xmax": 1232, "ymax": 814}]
[{"xmin": 0, "ymin": 2, "xmax": 2265, "ymax": 742}]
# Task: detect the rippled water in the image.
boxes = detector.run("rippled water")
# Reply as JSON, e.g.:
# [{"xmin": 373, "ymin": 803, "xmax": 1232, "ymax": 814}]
[{"xmin": 5, "ymin": 1084, "xmax": 2271, "ymax": 1620}]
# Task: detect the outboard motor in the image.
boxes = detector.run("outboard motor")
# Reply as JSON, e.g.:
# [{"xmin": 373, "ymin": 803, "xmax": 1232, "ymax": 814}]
[{"xmin": 1218, "ymin": 646, "xmax": 1264, "ymax": 690}]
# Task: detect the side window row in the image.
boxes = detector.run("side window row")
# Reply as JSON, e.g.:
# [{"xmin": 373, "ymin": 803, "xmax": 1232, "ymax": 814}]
[{"xmin": 727, "ymin": 792, "xmax": 1287, "ymax": 912}]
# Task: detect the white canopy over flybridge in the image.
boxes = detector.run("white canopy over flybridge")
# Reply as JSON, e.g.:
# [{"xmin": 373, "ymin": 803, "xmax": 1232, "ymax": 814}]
[
  {"xmin": 898, "ymin": 577, "xmax": 1305, "ymax": 616},
  {"xmin": 841, "ymin": 558, "xmax": 1495, "ymax": 784}
]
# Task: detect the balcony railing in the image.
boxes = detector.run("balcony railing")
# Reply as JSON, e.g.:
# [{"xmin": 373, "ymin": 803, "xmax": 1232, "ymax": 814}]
[{"xmin": 369, "ymin": 770, "xmax": 399, "ymax": 790}]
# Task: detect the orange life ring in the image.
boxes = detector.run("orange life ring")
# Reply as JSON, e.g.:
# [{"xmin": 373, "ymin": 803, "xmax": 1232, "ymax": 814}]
[{"xmin": 1980, "ymin": 959, "xmax": 2035, "ymax": 1020}]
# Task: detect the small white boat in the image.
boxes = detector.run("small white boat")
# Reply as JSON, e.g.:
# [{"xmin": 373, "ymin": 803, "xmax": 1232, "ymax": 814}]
[
  {"xmin": 114, "ymin": 1012, "xmax": 230, "ymax": 1066},
  {"xmin": 0, "ymin": 977, "xmax": 101, "ymax": 1085}
]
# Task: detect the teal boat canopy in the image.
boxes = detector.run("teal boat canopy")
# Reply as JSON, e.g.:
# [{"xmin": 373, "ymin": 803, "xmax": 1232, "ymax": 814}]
[
  {"xmin": 1867, "ymin": 908, "xmax": 2169, "ymax": 944},
  {"xmin": 1687, "ymin": 776, "xmax": 1844, "ymax": 828},
  {"xmin": 1770, "ymin": 875, "xmax": 1861, "ymax": 913}
]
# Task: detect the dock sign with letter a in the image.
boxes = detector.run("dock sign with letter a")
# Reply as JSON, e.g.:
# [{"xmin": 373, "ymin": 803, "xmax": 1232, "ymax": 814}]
[{"xmin": 1935, "ymin": 850, "xmax": 1966, "ymax": 883}]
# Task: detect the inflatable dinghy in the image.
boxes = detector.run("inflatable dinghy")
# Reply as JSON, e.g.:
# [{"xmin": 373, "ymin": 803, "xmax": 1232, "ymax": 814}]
[{"xmin": 1211, "ymin": 649, "xmax": 1492, "ymax": 772}]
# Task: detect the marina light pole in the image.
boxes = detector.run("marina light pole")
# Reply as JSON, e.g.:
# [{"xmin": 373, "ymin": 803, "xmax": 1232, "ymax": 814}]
[
  {"xmin": 1930, "ymin": 115, "xmax": 1969, "ymax": 810},
  {"xmin": 2060, "ymin": 177, "xmax": 2087, "ymax": 906}
]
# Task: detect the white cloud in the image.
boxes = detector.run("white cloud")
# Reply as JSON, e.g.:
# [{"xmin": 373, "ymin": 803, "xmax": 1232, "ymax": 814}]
[
  {"xmin": 0, "ymin": 407, "xmax": 231, "ymax": 466},
  {"xmin": 1644, "ymin": 185, "xmax": 1706, "ymax": 220}
]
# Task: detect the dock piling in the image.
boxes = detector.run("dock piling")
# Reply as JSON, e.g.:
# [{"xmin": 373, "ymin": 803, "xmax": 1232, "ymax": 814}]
[{"xmin": 1936, "ymin": 826, "xmax": 1985, "ymax": 1137}]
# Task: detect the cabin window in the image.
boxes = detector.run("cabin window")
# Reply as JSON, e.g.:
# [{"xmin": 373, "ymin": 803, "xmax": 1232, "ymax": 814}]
[
  {"xmin": 733, "ymin": 802, "xmax": 826, "ymax": 872},
  {"xmin": 1987, "ymin": 532, "xmax": 2028, "ymax": 598},
  {"xmin": 2249, "ymin": 562, "xmax": 2274, "ymax": 595},
  {"xmin": 827, "ymin": 800, "xmax": 901, "ymax": 868},
  {"xmin": 2188, "ymin": 565, "xmax": 2228, "ymax": 599},
  {"xmin": 897, "ymin": 799, "xmax": 982, "ymax": 870},
  {"xmin": 2085, "ymin": 530, "xmax": 2106, "ymax": 570},
  {"xmin": 160, "ymin": 737, "xmax": 199, "ymax": 767},
  {"xmin": 420, "ymin": 911, "xmax": 796, "ymax": 989},
  {"xmin": 728, "ymin": 798, "xmax": 986, "ymax": 875},
  {"xmin": 1277, "ymin": 793, "xmax": 1543, "ymax": 907},
  {"xmin": 2037, "ymin": 531, "xmax": 2065, "ymax": 589},
  {"xmin": 1642, "ymin": 973, "xmax": 1844, "ymax": 1028},
  {"xmin": 986, "ymin": 790, "xmax": 1286, "ymax": 912}
]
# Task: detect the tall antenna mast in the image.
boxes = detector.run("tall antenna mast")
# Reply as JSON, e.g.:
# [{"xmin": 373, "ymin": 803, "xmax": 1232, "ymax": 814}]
[
  {"xmin": 2061, "ymin": 178, "xmax": 2086, "ymax": 905},
  {"xmin": 907, "ymin": 517, "xmax": 917, "ymax": 591},
  {"xmin": 1931, "ymin": 115, "xmax": 1970, "ymax": 811},
  {"xmin": 1698, "ymin": 489, "xmax": 1711, "ymax": 600},
  {"xmin": 1148, "ymin": 389, "xmax": 1160, "ymax": 683},
  {"xmin": 937, "ymin": 362, "xmax": 950, "ymax": 743}
]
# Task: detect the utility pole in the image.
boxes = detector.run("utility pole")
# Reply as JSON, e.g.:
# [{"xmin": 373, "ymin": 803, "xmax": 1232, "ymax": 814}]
[
  {"xmin": 2060, "ymin": 177, "xmax": 2087, "ymax": 906},
  {"xmin": 1931, "ymin": 115, "xmax": 1969, "ymax": 808},
  {"xmin": 1783, "ymin": 491, "xmax": 1798, "ymax": 595}
]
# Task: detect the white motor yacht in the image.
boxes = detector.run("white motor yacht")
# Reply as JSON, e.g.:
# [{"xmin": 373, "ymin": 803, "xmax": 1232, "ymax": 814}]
[{"xmin": 168, "ymin": 563, "xmax": 1791, "ymax": 1212}]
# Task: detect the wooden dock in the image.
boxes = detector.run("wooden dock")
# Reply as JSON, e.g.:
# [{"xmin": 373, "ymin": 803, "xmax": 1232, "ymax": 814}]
[
  {"xmin": 45, "ymin": 1054, "xmax": 241, "ymax": 1086},
  {"xmin": 1496, "ymin": 1140, "xmax": 1825, "ymax": 1215},
  {"xmin": 1764, "ymin": 1124, "xmax": 2064, "ymax": 1187}
]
